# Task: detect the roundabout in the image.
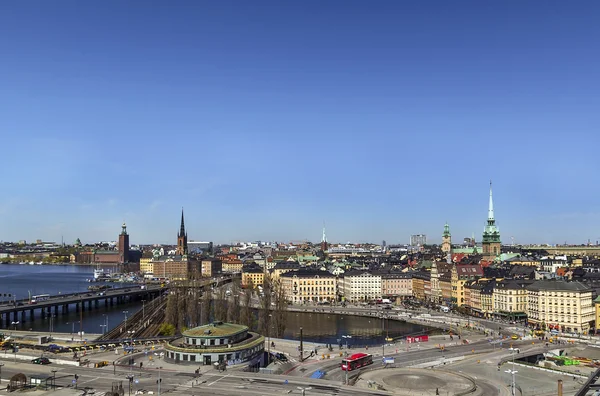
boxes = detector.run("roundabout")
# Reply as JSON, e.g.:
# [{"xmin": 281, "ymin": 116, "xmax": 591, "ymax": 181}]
[{"xmin": 356, "ymin": 368, "xmax": 476, "ymax": 395}]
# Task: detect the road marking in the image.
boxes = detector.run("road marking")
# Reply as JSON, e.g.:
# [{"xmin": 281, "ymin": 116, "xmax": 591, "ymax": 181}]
[{"xmin": 207, "ymin": 373, "xmax": 231, "ymax": 386}]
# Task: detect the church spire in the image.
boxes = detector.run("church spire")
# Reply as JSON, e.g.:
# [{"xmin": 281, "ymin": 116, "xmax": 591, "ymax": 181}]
[
  {"xmin": 488, "ymin": 180, "xmax": 494, "ymax": 220},
  {"xmin": 179, "ymin": 208, "xmax": 186, "ymax": 237}
]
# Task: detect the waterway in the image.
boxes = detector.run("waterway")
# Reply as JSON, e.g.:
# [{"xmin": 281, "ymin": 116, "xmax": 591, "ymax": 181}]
[
  {"xmin": 283, "ymin": 311, "xmax": 435, "ymax": 346},
  {"xmin": 0, "ymin": 264, "xmax": 435, "ymax": 344},
  {"xmin": 0, "ymin": 263, "xmax": 141, "ymax": 336}
]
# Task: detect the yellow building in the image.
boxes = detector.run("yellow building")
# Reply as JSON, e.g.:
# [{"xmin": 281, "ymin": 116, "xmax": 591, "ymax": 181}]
[
  {"xmin": 594, "ymin": 296, "xmax": 600, "ymax": 334},
  {"xmin": 140, "ymin": 258, "xmax": 154, "ymax": 274},
  {"xmin": 281, "ymin": 269, "xmax": 337, "ymax": 304},
  {"xmin": 242, "ymin": 266, "xmax": 264, "ymax": 288},
  {"xmin": 222, "ymin": 259, "xmax": 243, "ymax": 274},
  {"xmin": 451, "ymin": 265, "xmax": 484, "ymax": 306},
  {"xmin": 526, "ymin": 280, "xmax": 594, "ymax": 334},
  {"xmin": 271, "ymin": 261, "xmax": 301, "ymax": 281}
]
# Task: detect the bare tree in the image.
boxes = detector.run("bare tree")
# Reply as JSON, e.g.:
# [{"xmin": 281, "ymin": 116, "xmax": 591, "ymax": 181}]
[
  {"xmin": 214, "ymin": 285, "xmax": 227, "ymax": 322},
  {"xmin": 271, "ymin": 278, "xmax": 288, "ymax": 338},
  {"xmin": 258, "ymin": 275, "xmax": 273, "ymax": 336},
  {"xmin": 165, "ymin": 290, "xmax": 179, "ymax": 328},
  {"xmin": 201, "ymin": 286, "xmax": 213, "ymax": 325},
  {"xmin": 227, "ymin": 279, "xmax": 241, "ymax": 323},
  {"xmin": 240, "ymin": 279, "xmax": 255, "ymax": 330}
]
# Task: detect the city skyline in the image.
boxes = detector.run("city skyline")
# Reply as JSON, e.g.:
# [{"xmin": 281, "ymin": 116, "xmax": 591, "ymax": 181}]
[{"xmin": 1, "ymin": 2, "xmax": 600, "ymax": 244}]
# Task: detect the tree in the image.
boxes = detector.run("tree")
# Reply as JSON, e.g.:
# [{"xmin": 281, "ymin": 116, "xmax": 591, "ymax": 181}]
[
  {"xmin": 271, "ymin": 278, "xmax": 288, "ymax": 338},
  {"xmin": 227, "ymin": 279, "xmax": 241, "ymax": 323},
  {"xmin": 240, "ymin": 280, "xmax": 255, "ymax": 330},
  {"xmin": 201, "ymin": 288, "xmax": 213, "ymax": 325},
  {"xmin": 257, "ymin": 275, "xmax": 273, "ymax": 336},
  {"xmin": 158, "ymin": 323, "xmax": 176, "ymax": 336},
  {"xmin": 214, "ymin": 285, "xmax": 228, "ymax": 322},
  {"xmin": 165, "ymin": 291, "xmax": 179, "ymax": 329}
]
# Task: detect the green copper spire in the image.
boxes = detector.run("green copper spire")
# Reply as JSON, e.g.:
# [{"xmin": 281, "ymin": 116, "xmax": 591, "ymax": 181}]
[
  {"xmin": 482, "ymin": 181, "xmax": 501, "ymax": 244},
  {"xmin": 443, "ymin": 222, "xmax": 451, "ymax": 237}
]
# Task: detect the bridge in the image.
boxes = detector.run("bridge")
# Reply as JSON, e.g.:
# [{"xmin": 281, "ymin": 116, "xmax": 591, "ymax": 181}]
[{"xmin": 0, "ymin": 285, "xmax": 165, "ymax": 327}]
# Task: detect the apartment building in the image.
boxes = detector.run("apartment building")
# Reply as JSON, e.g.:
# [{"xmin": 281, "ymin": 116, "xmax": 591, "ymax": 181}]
[
  {"xmin": 271, "ymin": 261, "xmax": 301, "ymax": 281},
  {"xmin": 281, "ymin": 269, "xmax": 336, "ymax": 304},
  {"xmin": 201, "ymin": 258, "xmax": 222, "ymax": 278},
  {"xmin": 451, "ymin": 264, "xmax": 483, "ymax": 306},
  {"xmin": 241, "ymin": 265, "xmax": 265, "ymax": 288},
  {"xmin": 493, "ymin": 279, "xmax": 532, "ymax": 322},
  {"xmin": 526, "ymin": 280, "xmax": 594, "ymax": 334},
  {"xmin": 342, "ymin": 270, "xmax": 382, "ymax": 302}
]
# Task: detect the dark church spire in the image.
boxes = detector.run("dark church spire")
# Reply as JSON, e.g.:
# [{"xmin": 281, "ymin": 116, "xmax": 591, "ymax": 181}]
[{"xmin": 179, "ymin": 208, "xmax": 186, "ymax": 237}]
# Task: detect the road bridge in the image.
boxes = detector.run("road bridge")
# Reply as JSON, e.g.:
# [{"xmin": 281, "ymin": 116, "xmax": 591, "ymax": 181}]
[{"xmin": 0, "ymin": 285, "xmax": 164, "ymax": 327}]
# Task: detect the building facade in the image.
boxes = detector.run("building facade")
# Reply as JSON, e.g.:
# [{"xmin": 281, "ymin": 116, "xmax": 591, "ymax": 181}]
[
  {"xmin": 165, "ymin": 322, "xmax": 264, "ymax": 366},
  {"xmin": 280, "ymin": 269, "xmax": 336, "ymax": 304},
  {"xmin": 381, "ymin": 272, "xmax": 412, "ymax": 299},
  {"xmin": 342, "ymin": 270, "xmax": 382, "ymax": 302},
  {"xmin": 201, "ymin": 259, "xmax": 222, "ymax": 278},
  {"xmin": 526, "ymin": 280, "xmax": 594, "ymax": 334}
]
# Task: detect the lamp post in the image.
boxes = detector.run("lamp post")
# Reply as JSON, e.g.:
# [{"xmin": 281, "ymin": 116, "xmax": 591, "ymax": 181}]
[
  {"xmin": 506, "ymin": 347, "xmax": 519, "ymax": 396},
  {"xmin": 0, "ymin": 362, "xmax": 4, "ymax": 387},
  {"xmin": 142, "ymin": 300, "xmax": 146, "ymax": 322},
  {"xmin": 123, "ymin": 311, "xmax": 129, "ymax": 332},
  {"xmin": 126, "ymin": 374, "xmax": 134, "ymax": 396},
  {"xmin": 49, "ymin": 315, "xmax": 55, "ymax": 340},
  {"xmin": 297, "ymin": 386, "xmax": 312, "ymax": 396},
  {"xmin": 342, "ymin": 335, "xmax": 351, "ymax": 349},
  {"xmin": 267, "ymin": 313, "xmax": 272, "ymax": 366},
  {"xmin": 11, "ymin": 321, "xmax": 18, "ymax": 331}
]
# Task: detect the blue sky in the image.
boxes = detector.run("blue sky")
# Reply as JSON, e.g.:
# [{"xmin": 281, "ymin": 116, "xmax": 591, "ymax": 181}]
[{"xmin": 1, "ymin": 1, "xmax": 599, "ymax": 245}]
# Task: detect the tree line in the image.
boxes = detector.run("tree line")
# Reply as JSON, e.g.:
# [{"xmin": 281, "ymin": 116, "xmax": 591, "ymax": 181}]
[{"xmin": 161, "ymin": 273, "xmax": 288, "ymax": 338}]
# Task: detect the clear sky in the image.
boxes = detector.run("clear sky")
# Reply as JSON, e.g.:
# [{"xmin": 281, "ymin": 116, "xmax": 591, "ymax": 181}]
[{"xmin": 1, "ymin": 1, "xmax": 599, "ymax": 245}]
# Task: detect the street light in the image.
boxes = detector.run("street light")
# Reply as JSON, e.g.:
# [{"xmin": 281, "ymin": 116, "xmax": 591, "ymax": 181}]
[
  {"xmin": 0, "ymin": 362, "xmax": 4, "ymax": 387},
  {"xmin": 126, "ymin": 374, "xmax": 134, "ymax": 396},
  {"xmin": 123, "ymin": 311, "xmax": 129, "ymax": 332},
  {"xmin": 141, "ymin": 300, "xmax": 146, "ymax": 322},
  {"xmin": 297, "ymin": 386, "xmax": 312, "ymax": 396},
  {"xmin": 505, "ymin": 368, "xmax": 518, "ymax": 396},
  {"xmin": 341, "ymin": 335, "xmax": 351, "ymax": 349}
]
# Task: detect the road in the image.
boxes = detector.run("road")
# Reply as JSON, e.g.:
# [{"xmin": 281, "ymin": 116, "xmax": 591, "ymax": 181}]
[{"xmin": 0, "ymin": 359, "xmax": 389, "ymax": 396}]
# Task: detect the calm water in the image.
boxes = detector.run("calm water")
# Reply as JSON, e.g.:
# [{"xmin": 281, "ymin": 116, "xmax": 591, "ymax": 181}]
[
  {"xmin": 0, "ymin": 263, "xmax": 140, "ymax": 336},
  {"xmin": 283, "ymin": 311, "xmax": 435, "ymax": 346}
]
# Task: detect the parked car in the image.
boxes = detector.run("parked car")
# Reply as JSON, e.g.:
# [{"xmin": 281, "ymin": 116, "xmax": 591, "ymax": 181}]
[{"xmin": 31, "ymin": 357, "xmax": 51, "ymax": 365}]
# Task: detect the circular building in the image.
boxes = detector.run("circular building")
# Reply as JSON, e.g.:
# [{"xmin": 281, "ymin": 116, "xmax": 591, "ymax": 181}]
[{"xmin": 165, "ymin": 321, "xmax": 264, "ymax": 366}]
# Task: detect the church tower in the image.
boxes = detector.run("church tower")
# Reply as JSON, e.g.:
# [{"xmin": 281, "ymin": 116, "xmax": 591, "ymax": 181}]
[
  {"xmin": 441, "ymin": 223, "xmax": 452, "ymax": 253},
  {"xmin": 176, "ymin": 208, "xmax": 188, "ymax": 256},
  {"xmin": 482, "ymin": 181, "xmax": 501, "ymax": 261},
  {"xmin": 118, "ymin": 222, "xmax": 130, "ymax": 263}
]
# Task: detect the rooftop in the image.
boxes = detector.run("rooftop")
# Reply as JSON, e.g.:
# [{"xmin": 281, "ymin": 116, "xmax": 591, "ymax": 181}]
[{"xmin": 182, "ymin": 322, "xmax": 248, "ymax": 338}]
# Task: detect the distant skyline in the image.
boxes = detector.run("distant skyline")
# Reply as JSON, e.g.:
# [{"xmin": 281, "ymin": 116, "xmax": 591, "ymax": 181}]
[{"xmin": 1, "ymin": 2, "xmax": 600, "ymax": 245}]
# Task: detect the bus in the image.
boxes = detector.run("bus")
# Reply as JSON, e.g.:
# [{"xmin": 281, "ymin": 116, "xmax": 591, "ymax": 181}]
[
  {"xmin": 30, "ymin": 294, "xmax": 50, "ymax": 304},
  {"xmin": 341, "ymin": 353, "xmax": 373, "ymax": 371}
]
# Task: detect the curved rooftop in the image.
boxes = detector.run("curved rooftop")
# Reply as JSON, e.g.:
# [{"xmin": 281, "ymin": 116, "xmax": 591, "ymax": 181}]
[{"xmin": 182, "ymin": 322, "xmax": 248, "ymax": 338}]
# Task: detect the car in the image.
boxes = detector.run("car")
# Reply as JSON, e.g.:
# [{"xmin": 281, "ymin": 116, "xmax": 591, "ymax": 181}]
[
  {"xmin": 31, "ymin": 357, "xmax": 51, "ymax": 365},
  {"xmin": 511, "ymin": 335, "xmax": 519, "ymax": 340}
]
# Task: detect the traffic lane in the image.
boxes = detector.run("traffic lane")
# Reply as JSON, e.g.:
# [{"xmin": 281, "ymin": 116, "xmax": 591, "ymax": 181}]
[{"xmin": 320, "ymin": 339, "xmax": 537, "ymax": 381}]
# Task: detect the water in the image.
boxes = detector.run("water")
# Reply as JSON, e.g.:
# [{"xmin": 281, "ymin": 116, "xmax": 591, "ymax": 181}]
[
  {"xmin": 282, "ymin": 311, "xmax": 436, "ymax": 346},
  {"xmin": 0, "ymin": 264, "xmax": 435, "ymax": 343},
  {"xmin": 0, "ymin": 263, "xmax": 141, "ymax": 335}
]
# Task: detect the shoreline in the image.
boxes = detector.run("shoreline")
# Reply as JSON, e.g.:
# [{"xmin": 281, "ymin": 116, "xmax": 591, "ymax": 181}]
[{"xmin": 0, "ymin": 262, "xmax": 125, "ymax": 267}]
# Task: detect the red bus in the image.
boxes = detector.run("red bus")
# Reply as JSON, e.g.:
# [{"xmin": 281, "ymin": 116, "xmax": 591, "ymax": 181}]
[{"xmin": 341, "ymin": 353, "xmax": 373, "ymax": 371}]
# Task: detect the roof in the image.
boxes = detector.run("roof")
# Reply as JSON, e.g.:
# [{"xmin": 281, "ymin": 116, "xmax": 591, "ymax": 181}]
[
  {"xmin": 280, "ymin": 269, "xmax": 334, "ymax": 278},
  {"xmin": 456, "ymin": 264, "xmax": 483, "ymax": 277},
  {"xmin": 183, "ymin": 322, "xmax": 248, "ymax": 338},
  {"xmin": 273, "ymin": 261, "xmax": 301, "ymax": 270},
  {"xmin": 526, "ymin": 280, "xmax": 591, "ymax": 292}
]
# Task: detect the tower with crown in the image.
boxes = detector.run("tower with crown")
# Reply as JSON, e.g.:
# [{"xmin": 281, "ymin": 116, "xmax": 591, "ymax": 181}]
[
  {"xmin": 118, "ymin": 222, "xmax": 130, "ymax": 263},
  {"xmin": 176, "ymin": 208, "xmax": 188, "ymax": 256},
  {"xmin": 441, "ymin": 223, "xmax": 452, "ymax": 254},
  {"xmin": 321, "ymin": 224, "xmax": 328, "ymax": 252},
  {"xmin": 482, "ymin": 181, "xmax": 501, "ymax": 261}
]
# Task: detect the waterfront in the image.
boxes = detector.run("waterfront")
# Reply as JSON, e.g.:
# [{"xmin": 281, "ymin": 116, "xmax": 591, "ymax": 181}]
[
  {"xmin": 0, "ymin": 265, "xmax": 434, "ymax": 343},
  {"xmin": 0, "ymin": 264, "xmax": 141, "ymax": 336}
]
